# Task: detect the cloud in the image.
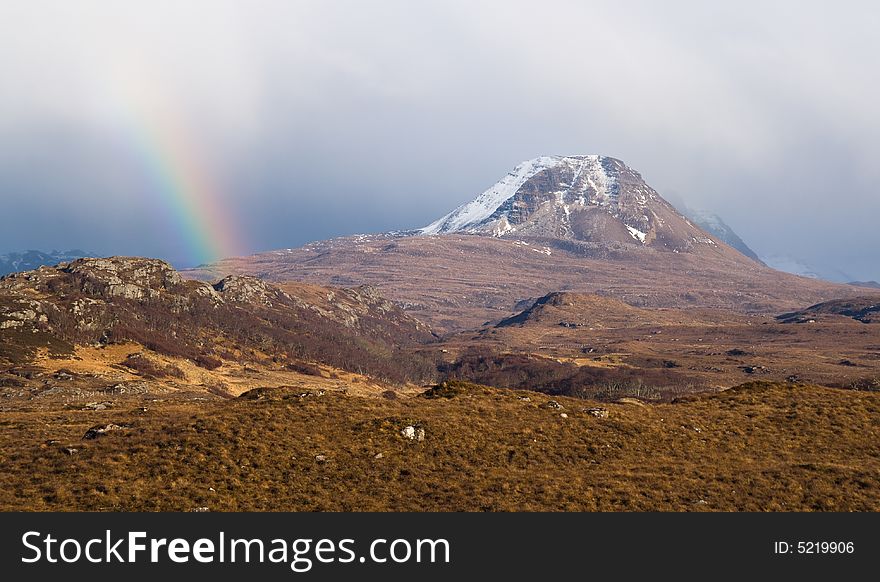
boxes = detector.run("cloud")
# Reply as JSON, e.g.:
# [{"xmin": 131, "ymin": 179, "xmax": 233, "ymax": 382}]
[{"xmin": 0, "ymin": 0, "xmax": 878, "ymax": 278}]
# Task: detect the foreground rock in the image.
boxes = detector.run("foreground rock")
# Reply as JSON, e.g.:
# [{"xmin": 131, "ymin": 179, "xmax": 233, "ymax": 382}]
[
  {"xmin": 82, "ymin": 423, "xmax": 129, "ymax": 440},
  {"xmin": 400, "ymin": 425, "xmax": 426, "ymax": 442}
]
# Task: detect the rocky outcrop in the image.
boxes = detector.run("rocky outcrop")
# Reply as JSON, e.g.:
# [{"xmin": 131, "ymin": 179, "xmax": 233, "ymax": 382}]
[
  {"xmin": 61, "ymin": 257, "xmax": 184, "ymax": 300},
  {"xmin": 0, "ymin": 298, "xmax": 47, "ymax": 329},
  {"xmin": 213, "ymin": 275, "xmax": 288, "ymax": 305},
  {"xmin": 400, "ymin": 425, "xmax": 426, "ymax": 442}
]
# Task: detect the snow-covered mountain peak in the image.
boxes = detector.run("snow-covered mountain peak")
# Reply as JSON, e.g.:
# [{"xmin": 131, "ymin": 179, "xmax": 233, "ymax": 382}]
[
  {"xmin": 416, "ymin": 155, "xmax": 737, "ymax": 256},
  {"xmin": 420, "ymin": 155, "xmax": 630, "ymax": 235}
]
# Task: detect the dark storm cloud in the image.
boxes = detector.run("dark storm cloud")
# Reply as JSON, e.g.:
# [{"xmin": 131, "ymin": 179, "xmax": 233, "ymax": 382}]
[{"xmin": 1, "ymin": 0, "xmax": 878, "ymax": 278}]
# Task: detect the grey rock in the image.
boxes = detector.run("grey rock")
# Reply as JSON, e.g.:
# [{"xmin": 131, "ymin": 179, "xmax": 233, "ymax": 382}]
[
  {"xmin": 82, "ymin": 423, "xmax": 129, "ymax": 440},
  {"xmin": 213, "ymin": 275, "xmax": 288, "ymax": 305},
  {"xmin": 400, "ymin": 425, "xmax": 426, "ymax": 442},
  {"xmin": 61, "ymin": 257, "xmax": 183, "ymax": 300}
]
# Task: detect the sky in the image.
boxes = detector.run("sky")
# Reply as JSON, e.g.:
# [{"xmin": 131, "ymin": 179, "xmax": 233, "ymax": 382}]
[{"xmin": 0, "ymin": 0, "xmax": 878, "ymax": 280}]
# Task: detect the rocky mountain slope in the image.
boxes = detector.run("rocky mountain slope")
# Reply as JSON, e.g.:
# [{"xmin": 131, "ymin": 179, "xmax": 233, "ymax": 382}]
[{"xmin": 0, "ymin": 257, "xmax": 437, "ymax": 394}]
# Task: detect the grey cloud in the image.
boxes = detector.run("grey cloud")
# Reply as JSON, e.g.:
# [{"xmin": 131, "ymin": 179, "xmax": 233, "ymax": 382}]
[{"xmin": 0, "ymin": 0, "xmax": 877, "ymax": 279}]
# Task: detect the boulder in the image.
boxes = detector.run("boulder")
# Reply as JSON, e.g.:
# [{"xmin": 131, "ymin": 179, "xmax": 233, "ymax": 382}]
[
  {"xmin": 82, "ymin": 423, "xmax": 129, "ymax": 440},
  {"xmin": 400, "ymin": 425, "xmax": 426, "ymax": 442}
]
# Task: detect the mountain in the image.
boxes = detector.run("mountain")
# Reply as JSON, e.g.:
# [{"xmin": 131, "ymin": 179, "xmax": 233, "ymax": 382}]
[
  {"xmin": 677, "ymin": 208, "xmax": 763, "ymax": 263},
  {"xmin": 0, "ymin": 249, "xmax": 90, "ymax": 276},
  {"xmin": 189, "ymin": 155, "xmax": 868, "ymax": 332},
  {"xmin": 420, "ymin": 155, "xmax": 724, "ymax": 254},
  {"xmin": 4, "ymin": 164, "xmax": 880, "ymax": 513}
]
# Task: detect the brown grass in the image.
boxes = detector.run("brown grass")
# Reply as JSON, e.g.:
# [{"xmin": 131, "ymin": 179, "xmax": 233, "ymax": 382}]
[{"xmin": 1, "ymin": 380, "xmax": 878, "ymax": 511}]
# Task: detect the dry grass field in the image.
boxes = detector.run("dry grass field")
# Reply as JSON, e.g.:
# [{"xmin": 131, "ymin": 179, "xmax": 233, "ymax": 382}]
[{"xmin": 1, "ymin": 381, "xmax": 878, "ymax": 512}]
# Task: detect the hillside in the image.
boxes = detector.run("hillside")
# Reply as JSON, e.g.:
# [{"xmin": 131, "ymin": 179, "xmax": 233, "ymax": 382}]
[
  {"xmin": 0, "ymin": 257, "xmax": 438, "ymax": 397},
  {"xmin": 188, "ymin": 234, "xmax": 871, "ymax": 333}
]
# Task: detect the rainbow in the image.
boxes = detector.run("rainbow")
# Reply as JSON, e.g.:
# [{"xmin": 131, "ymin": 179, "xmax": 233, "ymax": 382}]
[
  {"xmin": 121, "ymin": 90, "xmax": 246, "ymax": 267},
  {"xmin": 110, "ymin": 66, "xmax": 249, "ymax": 266}
]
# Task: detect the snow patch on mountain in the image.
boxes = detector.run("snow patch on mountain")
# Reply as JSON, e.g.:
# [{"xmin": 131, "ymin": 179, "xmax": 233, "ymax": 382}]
[
  {"xmin": 421, "ymin": 156, "xmax": 562, "ymax": 235},
  {"xmin": 625, "ymin": 225, "xmax": 647, "ymax": 243}
]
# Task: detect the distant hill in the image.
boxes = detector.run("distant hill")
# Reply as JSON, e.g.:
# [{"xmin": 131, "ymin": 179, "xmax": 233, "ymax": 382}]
[
  {"xmin": 849, "ymin": 281, "xmax": 880, "ymax": 290},
  {"xmin": 777, "ymin": 296, "xmax": 880, "ymax": 324},
  {"xmin": 0, "ymin": 249, "xmax": 90, "ymax": 276},
  {"xmin": 677, "ymin": 208, "xmax": 764, "ymax": 264}
]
